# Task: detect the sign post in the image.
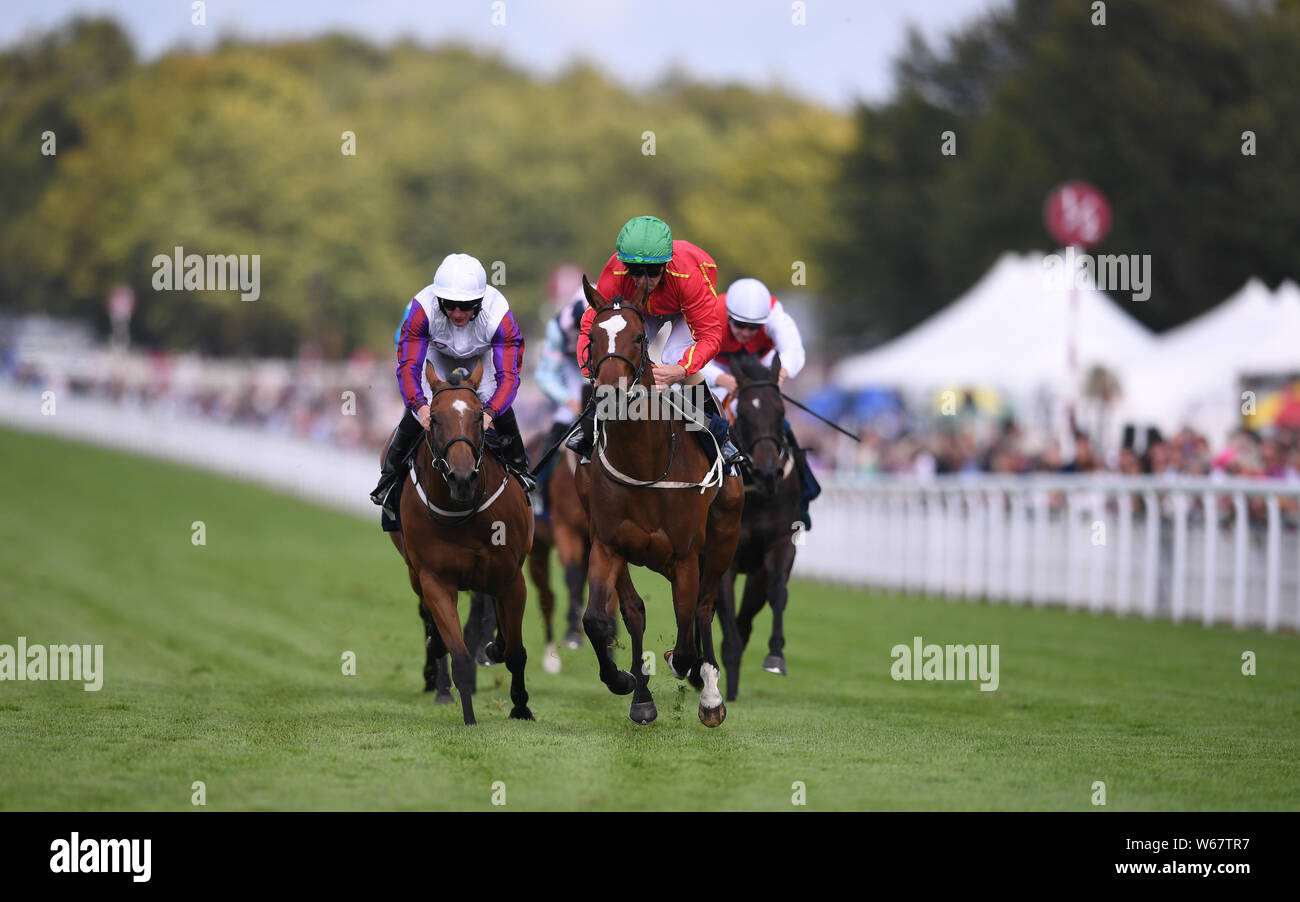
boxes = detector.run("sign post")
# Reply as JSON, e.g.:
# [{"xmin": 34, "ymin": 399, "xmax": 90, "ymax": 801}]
[{"xmin": 1044, "ymin": 181, "xmax": 1111, "ymax": 447}]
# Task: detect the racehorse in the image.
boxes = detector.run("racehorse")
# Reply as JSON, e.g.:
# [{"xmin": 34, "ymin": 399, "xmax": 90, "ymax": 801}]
[
  {"xmin": 386, "ymin": 359, "xmax": 534, "ymax": 725},
  {"xmin": 574, "ymin": 275, "xmax": 744, "ymax": 727},
  {"xmin": 715, "ymin": 351, "xmax": 800, "ymax": 702},
  {"xmin": 524, "ymin": 429, "xmax": 590, "ymax": 673}
]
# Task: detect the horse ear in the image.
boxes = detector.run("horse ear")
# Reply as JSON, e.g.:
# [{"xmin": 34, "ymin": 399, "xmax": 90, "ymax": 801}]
[
  {"xmin": 582, "ymin": 274, "xmax": 605, "ymax": 309},
  {"xmin": 468, "ymin": 358, "xmax": 484, "ymax": 389},
  {"xmin": 770, "ymin": 351, "xmax": 782, "ymax": 379},
  {"xmin": 424, "ymin": 360, "xmax": 441, "ymax": 392}
]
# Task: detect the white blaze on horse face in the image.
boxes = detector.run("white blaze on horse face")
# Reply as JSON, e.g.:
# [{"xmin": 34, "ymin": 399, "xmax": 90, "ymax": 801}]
[
  {"xmin": 752, "ymin": 398, "xmax": 761, "ymax": 409},
  {"xmin": 451, "ymin": 400, "xmax": 469, "ymax": 415},
  {"xmin": 598, "ymin": 314, "xmax": 628, "ymax": 357},
  {"xmin": 699, "ymin": 662, "xmax": 722, "ymax": 709}
]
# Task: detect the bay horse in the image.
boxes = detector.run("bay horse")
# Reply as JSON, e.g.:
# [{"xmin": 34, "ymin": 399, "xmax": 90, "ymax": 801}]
[
  {"xmin": 574, "ymin": 275, "xmax": 744, "ymax": 727},
  {"xmin": 524, "ymin": 429, "xmax": 590, "ymax": 674},
  {"xmin": 387, "ymin": 359, "xmax": 534, "ymax": 725},
  {"xmin": 714, "ymin": 351, "xmax": 800, "ymax": 702}
]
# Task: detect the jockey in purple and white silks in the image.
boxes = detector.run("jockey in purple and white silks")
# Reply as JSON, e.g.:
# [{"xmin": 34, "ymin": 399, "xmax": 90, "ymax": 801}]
[{"xmin": 371, "ymin": 253, "xmax": 533, "ymax": 528}]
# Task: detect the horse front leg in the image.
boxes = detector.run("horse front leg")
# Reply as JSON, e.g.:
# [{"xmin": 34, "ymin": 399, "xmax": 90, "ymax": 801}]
[
  {"xmin": 762, "ymin": 539, "xmax": 797, "ymax": 676},
  {"xmin": 496, "ymin": 571, "xmax": 534, "ymax": 721},
  {"xmin": 716, "ymin": 566, "xmax": 742, "ymax": 702},
  {"xmin": 663, "ymin": 556, "xmax": 700, "ymax": 689},
  {"xmin": 583, "ymin": 541, "xmax": 635, "ymax": 697},
  {"xmin": 418, "ymin": 572, "xmax": 478, "ymax": 725},
  {"xmin": 527, "ymin": 544, "xmax": 562, "ymax": 674},
  {"xmin": 615, "ymin": 564, "xmax": 655, "ymax": 724}
]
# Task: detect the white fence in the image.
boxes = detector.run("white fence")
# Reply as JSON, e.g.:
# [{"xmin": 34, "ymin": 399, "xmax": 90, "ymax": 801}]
[
  {"xmin": 795, "ymin": 475, "xmax": 1300, "ymax": 632},
  {"xmin": 6, "ymin": 384, "xmax": 1299, "ymax": 632}
]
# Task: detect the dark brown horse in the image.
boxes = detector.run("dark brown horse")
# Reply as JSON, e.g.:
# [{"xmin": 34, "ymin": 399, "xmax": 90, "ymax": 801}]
[
  {"xmin": 524, "ymin": 430, "xmax": 590, "ymax": 674},
  {"xmin": 574, "ymin": 276, "xmax": 744, "ymax": 727},
  {"xmin": 715, "ymin": 351, "xmax": 800, "ymax": 702},
  {"xmin": 387, "ymin": 360, "xmax": 534, "ymax": 725}
]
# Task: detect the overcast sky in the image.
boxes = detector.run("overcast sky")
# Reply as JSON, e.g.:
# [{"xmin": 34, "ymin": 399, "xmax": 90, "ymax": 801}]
[{"xmin": 2, "ymin": 0, "xmax": 1007, "ymax": 110}]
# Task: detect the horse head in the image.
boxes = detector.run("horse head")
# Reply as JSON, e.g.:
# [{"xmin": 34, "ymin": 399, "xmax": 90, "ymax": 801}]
[
  {"xmin": 582, "ymin": 274, "xmax": 651, "ymax": 391},
  {"xmin": 423, "ymin": 359, "xmax": 485, "ymax": 506},
  {"xmin": 732, "ymin": 351, "xmax": 787, "ymax": 497}
]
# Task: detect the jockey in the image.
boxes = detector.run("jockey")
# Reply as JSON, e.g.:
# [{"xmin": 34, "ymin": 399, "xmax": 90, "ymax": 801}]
[
  {"xmin": 536, "ymin": 286, "xmax": 590, "ymax": 450},
  {"xmin": 566, "ymin": 215, "xmax": 743, "ymax": 469},
  {"xmin": 370, "ymin": 253, "xmax": 534, "ymax": 528},
  {"xmin": 702, "ymin": 277, "xmax": 820, "ymax": 529}
]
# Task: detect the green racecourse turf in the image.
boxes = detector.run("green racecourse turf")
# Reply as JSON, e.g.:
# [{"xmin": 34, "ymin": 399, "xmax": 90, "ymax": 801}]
[{"xmin": 1, "ymin": 426, "xmax": 1298, "ymax": 811}]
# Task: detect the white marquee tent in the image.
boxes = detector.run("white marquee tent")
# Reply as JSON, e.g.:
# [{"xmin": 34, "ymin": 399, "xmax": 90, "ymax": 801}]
[
  {"xmin": 1118, "ymin": 279, "xmax": 1300, "ymax": 440},
  {"xmin": 832, "ymin": 251, "xmax": 1157, "ymax": 402}
]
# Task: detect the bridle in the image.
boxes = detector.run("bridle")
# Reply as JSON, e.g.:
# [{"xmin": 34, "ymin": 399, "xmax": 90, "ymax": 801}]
[
  {"xmin": 582, "ymin": 297, "xmax": 651, "ymax": 388},
  {"xmin": 415, "ymin": 381, "xmax": 496, "ymax": 524},
  {"xmin": 733, "ymin": 378, "xmax": 791, "ymax": 477},
  {"xmin": 582, "ymin": 298, "xmax": 682, "ymax": 488}
]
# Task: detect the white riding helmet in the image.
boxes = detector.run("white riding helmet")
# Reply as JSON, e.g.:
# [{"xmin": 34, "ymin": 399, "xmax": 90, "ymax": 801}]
[
  {"xmin": 724, "ymin": 278, "xmax": 772, "ymax": 325},
  {"xmin": 432, "ymin": 253, "xmax": 488, "ymax": 301}
]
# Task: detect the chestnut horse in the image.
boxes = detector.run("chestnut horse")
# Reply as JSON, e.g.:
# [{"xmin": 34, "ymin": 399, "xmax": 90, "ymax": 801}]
[
  {"xmin": 574, "ymin": 276, "xmax": 744, "ymax": 727},
  {"xmin": 715, "ymin": 351, "xmax": 800, "ymax": 702},
  {"xmin": 387, "ymin": 360, "xmax": 534, "ymax": 725},
  {"xmin": 524, "ymin": 430, "xmax": 590, "ymax": 674}
]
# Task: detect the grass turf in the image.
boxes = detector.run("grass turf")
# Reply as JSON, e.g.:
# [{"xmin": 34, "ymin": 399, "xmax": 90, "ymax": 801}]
[{"xmin": 0, "ymin": 425, "xmax": 1297, "ymax": 811}]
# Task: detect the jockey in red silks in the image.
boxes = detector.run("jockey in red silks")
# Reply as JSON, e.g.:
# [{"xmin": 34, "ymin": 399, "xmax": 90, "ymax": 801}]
[
  {"xmin": 370, "ymin": 253, "xmax": 534, "ymax": 530},
  {"xmin": 701, "ymin": 277, "xmax": 820, "ymax": 529},
  {"xmin": 566, "ymin": 215, "xmax": 743, "ymax": 469}
]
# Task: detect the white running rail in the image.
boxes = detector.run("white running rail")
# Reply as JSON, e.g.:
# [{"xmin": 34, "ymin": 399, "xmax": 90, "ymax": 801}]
[{"xmin": 794, "ymin": 474, "xmax": 1300, "ymax": 632}]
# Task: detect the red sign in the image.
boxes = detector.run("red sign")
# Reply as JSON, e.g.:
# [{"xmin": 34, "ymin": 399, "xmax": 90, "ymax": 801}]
[
  {"xmin": 106, "ymin": 285, "xmax": 135, "ymax": 323},
  {"xmin": 1044, "ymin": 181, "xmax": 1112, "ymax": 248}
]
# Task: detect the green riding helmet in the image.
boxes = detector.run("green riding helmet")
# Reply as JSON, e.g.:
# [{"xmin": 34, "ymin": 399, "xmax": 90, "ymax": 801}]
[{"xmin": 616, "ymin": 216, "xmax": 674, "ymax": 263}]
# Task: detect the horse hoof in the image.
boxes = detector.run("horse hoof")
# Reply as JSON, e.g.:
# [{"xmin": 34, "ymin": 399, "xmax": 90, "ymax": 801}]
[
  {"xmin": 478, "ymin": 642, "xmax": 504, "ymax": 667},
  {"xmin": 509, "ymin": 706, "xmax": 535, "ymax": 721},
  {"xmin": 423, "ymin": 681, "xmax": 438, "ymax": 693},
  {"xmin": 687, "ymin": 668, "xmax": 704, "ymax": 691},
  {"xmin": 664, "ymin": 650, "xmax": 686, "ymax": 680},
  {"xmin": 629, "ymin": 700, "xmax": 658, "ymax": 725},
  {"xmin": 698, "ymin": 702, "xmax": 726, "ymax": 728},
  {"xmin": 561, "ymin": 629, "xmax": 583, "ymax": 650},
  {"xmin": 434, "ymin": 690, "xmax": 454, "ymax": 705},
  {"xmin": 609, "ymin": 670, "xmax": 636, "ymax": 696},
  {"xmin": 542, "ymin": 643, "xmax": 562, "ymax": 674},
  {"xmin": 762, "ymin": 655, "xmax": 787, "ymax": 675}
]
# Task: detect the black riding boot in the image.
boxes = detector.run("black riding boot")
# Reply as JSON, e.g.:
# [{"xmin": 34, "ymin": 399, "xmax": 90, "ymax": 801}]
[
  {"xmin": 564, "ymin": 410, "xmax": 594, "ymax": 463},
  {"xmin": 488, "ymin": 408, "xmax": 537, "ymax": 493},
  {"xmin": 696, "ymin": 385, "xmax": 746, "ymax": 473},
  {"xmin": 371, "ymin": 409, "xmax": 424, "ymax": 513}
]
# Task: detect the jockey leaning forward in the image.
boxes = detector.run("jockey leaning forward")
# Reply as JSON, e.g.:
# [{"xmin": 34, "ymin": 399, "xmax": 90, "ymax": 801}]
[
  {"xmin": 531, "ymin": 285, "xmax": 590, "ymax": 518},
  {"xmin": 700, "ymin": 276, "xmax": 820, "ymax": 529},
  {"xmin": 371, "ymin": 252, "xmax": 535, "ymax": 530},
  {"xmin": 566, "ymin": 215, "xmax": 744, "ymax": 470},
  {"xmin": 536, "ymin": 285, "xmax": 590, "ymax": 450}
]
